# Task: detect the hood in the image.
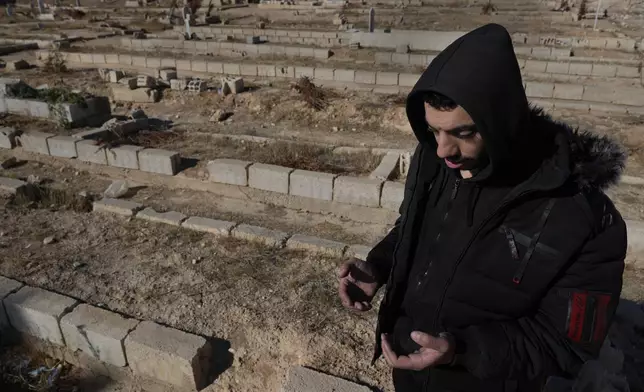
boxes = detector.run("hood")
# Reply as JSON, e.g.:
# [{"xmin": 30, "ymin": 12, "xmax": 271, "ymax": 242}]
[
  {"xmin": 406, "ymin": 23, "xmax": 625, "ymax": 190},
  {"xmin": 406, "ymin": 23, "xmax": 530, "ymax": 182}
]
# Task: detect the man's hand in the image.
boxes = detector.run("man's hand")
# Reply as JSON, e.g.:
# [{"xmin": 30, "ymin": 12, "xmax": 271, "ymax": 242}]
[
  {"xmin": 337, "ymin": 258, "xmax": 380, "ymax": 311},
  {"xmin": 381, "ymin": 332, "xmax": 455, "ymax": 371}
]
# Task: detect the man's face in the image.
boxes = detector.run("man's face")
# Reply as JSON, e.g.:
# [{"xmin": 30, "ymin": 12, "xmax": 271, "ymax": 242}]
[{"xmin": 424, "ymin": 103, "xmax": 486, "ymax": 173}]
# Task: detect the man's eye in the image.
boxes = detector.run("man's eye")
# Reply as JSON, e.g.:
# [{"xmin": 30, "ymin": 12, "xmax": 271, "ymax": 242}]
[{"xmin": 458, "ymin": 129, "xmax": 476, "ymax": 138}]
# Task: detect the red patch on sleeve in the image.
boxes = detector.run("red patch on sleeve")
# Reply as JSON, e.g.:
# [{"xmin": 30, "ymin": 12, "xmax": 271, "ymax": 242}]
[
  {"xmin": 592, "ymin": 294, "xmax": 612, "ymax": 343},
  {"xmin": 567, "ymin": 292, "xmax": 587, "ymax": 342}
]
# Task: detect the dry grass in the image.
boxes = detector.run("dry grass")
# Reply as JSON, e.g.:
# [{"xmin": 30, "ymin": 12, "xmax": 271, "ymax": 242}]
[
  {"xmin": 481, "ymin": 1, "xmax": 496, "ymax": 15},
  {"xmin": 292, "ymin": 77, "xmax": 328, "ymax": 111},
  {"xmin": 43, "ymin": 50, "xmax": 67, "ymax": 73},
  {"xmin": 10, "ymin": 184, "xmax": 93, "ymax": 213},
  {"xmin": 209, "ymin": 138, "xmax": 382, "ymax": 175}
]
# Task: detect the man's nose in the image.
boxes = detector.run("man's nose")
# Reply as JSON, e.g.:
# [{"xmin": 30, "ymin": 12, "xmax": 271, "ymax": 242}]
[{"xmin": 436, "ymin": 134, "xmax": 458, "ymax": 159}]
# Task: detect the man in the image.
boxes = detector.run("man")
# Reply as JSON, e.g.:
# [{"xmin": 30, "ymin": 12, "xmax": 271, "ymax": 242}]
[{"xmin": 337, "ymin": 24, "xmax": 627, "ymax": 391}]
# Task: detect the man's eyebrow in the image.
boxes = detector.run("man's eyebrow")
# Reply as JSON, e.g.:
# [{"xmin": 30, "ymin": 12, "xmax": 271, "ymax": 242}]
[{"xmin": 427, "ymin": 124, "xmax": 477, "ymax": 133}]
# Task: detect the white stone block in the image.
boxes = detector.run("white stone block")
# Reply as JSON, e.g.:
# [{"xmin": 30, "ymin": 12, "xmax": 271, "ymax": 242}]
[
  {"xmin": 93, "ymin": 198, "xmax": 144, "ymax": 216},
  {"xmin": 17, "ymin": 131, "xmax": 53, "ymax": 155},
  {"xmin": 0, "ymin": 276, "xmax": 23, "ymax": 331},
  {"xmin": 333, "ymin": 176, "xmax": 383, "ymax": 208},
  {"xmin": 289, "ymin": 170, "xmax": 336, "ymax": 201},
  {"xmin": 381, "ymin": 181, "xmax": 404, "ymax": 211},
  {"xmin": 106, "ymin": 145, "xmax": 144, "ymax": 169},
  {"xmin": 248, "ymin": 163, "xmax": 293, "ymax": 194},
  {"xmin": 231, "ymin": 224, "xmax": 289, "ymax": 247},
  {"xmin": 76, "ymin": 140, "xmax": 107, "ymax": 165},
  {"xmin": 60, "ymin": 304, "xmax": 139, "ymax": 367},
  {"xmin": 0, "ymin": 126, "xmax": 17, "ymax": 149},
  {"xmin": 182, "ymin": 217, "xmax": 236, "ymax": 236},
  {"xmin": 47, "ymin": 136, "xmax": 78, "ymax": 158},
  {"xmin": 138, "ymin": 149, "xmax": 180, "ymax": 175},
  {"xmin": 207, "ymin": 159, "xmax": 251, "ymax": 186},
  {"xmin": 136, "ymin": 207, "xmax": 187, "ymax": 226},
  {"xmin": 4, "ymin": 286, "xmax": 78, "ymax": 345},
  {"xmin": 286, "ymin": 234, "xmax": 347, "ymax": 257}
]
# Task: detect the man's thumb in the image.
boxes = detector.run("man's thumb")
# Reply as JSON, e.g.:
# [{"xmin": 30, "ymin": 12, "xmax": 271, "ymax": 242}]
[
  {"xmin": 411, "ymin": 331, "xmax": 444, "ymax": 350},
  {"xmin": 336, "ymin": 263, "xmax": 351, "ymax": 279}
]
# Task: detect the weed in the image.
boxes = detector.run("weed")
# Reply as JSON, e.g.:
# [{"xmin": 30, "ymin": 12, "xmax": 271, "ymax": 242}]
[
  {"xmin": 43, "ymin": 50, "xmax": 67, "ymax": 73},
  {"xmin": 481, "ymin": 1, "xmax": 496, "ymax": 15},
  {"xmin": 292, "ymin": 77, "xmax": 328, "ymax": 111}
]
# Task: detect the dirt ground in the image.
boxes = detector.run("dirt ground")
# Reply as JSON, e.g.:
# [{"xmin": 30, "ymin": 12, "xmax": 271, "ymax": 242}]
[{"xmin": 0, "ymin": 202, "xmax": 392, "ymax": 392}]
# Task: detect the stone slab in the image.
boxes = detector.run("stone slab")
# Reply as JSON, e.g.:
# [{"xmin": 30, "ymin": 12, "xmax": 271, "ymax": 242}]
[
  {"xmin": 106, "ymin": 145, "xmax": 144, "ymax": 170},
  {"xmin": 60, "ymin": 304, "xmax": 139, "ymax": 367},
  {"xmin": 0, "ymin": 276, "xmax": 23, "ymax": 330},
  {"xmin": 333, "ymin": 176, "xmax": 383, "ymax": 208},
  {"xmin": 181, "ymin": 216, "xmax": 236, "ymax": 236},
  {"xmin": 525, "ymin": 82, "xmax": 554, "ymax": 98},
  {"xmin": 47, "ymin": 136, "xmax": 78, "ymax": 158},
  {"xmin": 124, "ymin": 321, "xmax": 212, "ymax": 390},
  {"xmin": 207, "ymin": 159, "xmax": 251, "ymax": 186},
  {"xmin": 381, "ymin": 181, "xmax": 404, "ymax": 211},
  {"xmin": 370, "ymin": 153, "xmax": 399, "ymax": 181},
  {"xmin": 286, "ymin": 234, "xmax": 347, "ymax": 257},
  {"xmin": 138, "ymin": 148, "xmax": 180, "ymax": 175},
  {"xmin": 93, "ymin": 198, "xmax": 144, "ymax": 217},
  {"xmin": 553, "ymin": 84, "xmax": 584, "ymax": 100},
  {"xmin": 231, "ymin": 224, "xmax": 289, "ymax": 247},
  {"xmin": 376, "ymin": 72, "xmax": 399, "ymax": 86},
  {"xmin": 136, "ymin": 207, "xmax": 187, "ymax": 226},
  {"xmin": 282, "ymin": 366, "xmax": 371, "ymax": 392},
  {"xmin": 248, "ymin": 163, "xmax": 293, "ymax": 194},
  {"xmin": 17, "ymin": 131, "xmax": 54, "ymax": 155},
  {"xmin": 4, "ymin": 286, "xmax": 78, "ymax": 346},
  {"xmin": 345, "ymin": 245, "xmax": 372, "ymax": 261},
  {"xmin": 76, "ymin": 140, "xmax": 108, "ymax": 165},
  {"xmin": 289, "ymin": 170, "xmax": 336, "ymax": 201}
]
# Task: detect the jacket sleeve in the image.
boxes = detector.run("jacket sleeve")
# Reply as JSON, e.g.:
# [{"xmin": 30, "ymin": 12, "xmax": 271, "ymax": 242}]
[
  {"xmin": 365, "ymin": 144, "xmax": 422, "ymax": 284},
  {"xmin": 449, "ymin": 212, "xmax": 627, "ymax": 380}
]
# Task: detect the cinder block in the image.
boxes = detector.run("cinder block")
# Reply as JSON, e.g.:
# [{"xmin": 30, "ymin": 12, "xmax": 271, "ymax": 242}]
[
  {"xmin": 334, "ymin": 69, "xmax": 355, "ymax": 83},
  {"xmin": 391, "ymin": 53, "xmax": 410, "ymax": 65},
  {"xmin": 248, "ymin": 163, "xmax": 293, "ymax": 194},
  {"xmin": 289, "ymin": 170, "xmax": 336, "ymax": 201},
  {"xmin": 131, "ymin": 55, "xmax": 147, "ymax": 67},
  {"xmin": 409, "ymin": 54, "xmax": 429, "ymax": 66},
  {"xmin": 0, "ymin": 127, "xmax": 17, "ymax": 149},
  {"xmin": 617, "ymin": 65, "xmax": 639, "ymax": 78},
  {"xmin": 314, "ymin": 49, "xmax": 331, "ymax": 59},
  {"xmin": 146, "ymin": 57, "xmax": 161, "ymax": 68},
  {"xmin": 299, "ymin": 47, "xmax": 314, "ymax": 57},
  {"xmin": 47, "ymin": 136, "xmax": 78, "ymax": 158},
  {"xmin": 398, "ymin": 73, "xmax": 420, "ymax": 87},
  {"xmin": 92, "ymin": 53, "xmax": 106, "ymax": 64},
  {"xmin": 286, "ymin": 234, "xmax": 347, "ymax": 257},
  {"xmin": 355, "ymin": 70, "xmax": 376, "ymax": 85},
  {"xmin": 545, "ymin": 61, "xmax": 570, "ymax": 74},
  {"xmin": 592, "ymin": 64, "xmax": 617, "ymax": 77},
  {"xmin": 182, "ymin": 216, "xmax": 236, "ymax": 236},
  {"xmin": 6, "ymin": 98, "xmax": 30, "ymax": 115},
  {"xmin": 17, "ymin": 131, "xmax": 53, "ymax": 155},
  {"xmin": 192, "ymin": 60, "xmax": 208, "ymax": 73},
  {"xmin": 333, "ymin": 176, "xmax": 383, "ymax": 207},
  {"xmin": 240, "ymin": 64, "xmax": 258, "ymax": 76},
  {"xmin": 381, "ymin": 181, "xmax": 404, "ymax": 211},
  {"xmin": 375, "ymin": 52, "xmax": 392, "ymax": 64},
  {"xmin": 525, "ymin": 82, "xmax": 554, "ymax": 98},
  {"xmin": 93, "ymin": 198, "xmax": 144, "ymax": 216},
  {"xmin": 119, "ymin": 54, "xmax": 133, "ymax": 66},
  {"xmin": 4, "ymin": 286, "xmax": 78, "ymax": 346},
  {"xmin": 276, "ymin": 66, "xmax": 295, "ymax": 78},
  {"xmin": 28, "ymin": 100, "xmax": 51, "ymax": 118},
  {"xmin": 106, "ymin": 145, "xmax": 144, "ymax": 169},
  {"xmin": 60, "ymin": 304, "xmax": 139, "ymax": 367},
  {"xmin": 124, "ymin": 321, "xmax": 212, "ymax": 390},
  {"xmin": 79, "ymin": 53, "xmax": 93, "ymax": 64},
  {"xmin": 223, "ymin": 63, "xmax": 241, "ymax": 75},
  {"xmin": 569, "ymin": 63, "xmax": 592, "ymax": 76},
  {"xmin": 285, "ymin": 46, "xmax": 301, "ymax": 57},
  {"xmin": 136, "ymin": 207, "xmax": 187, "ymax": 226},
  {"xmin": 582, "ymin": 86, "xmax": 614, "ymax": 102},
  {"xmin": 295, "ymin": 67, "xmax": 315, "ymax": 79},
  {"xmin": 530, "ymin": 47, "xmax": 552, "ymax": 58},
  {"xmin": 553, "ymin": 84, "xmax": 584, "ymax": 100},
  {"xmin": 0, "ymin": 276, "xmax": 23, "ymax": 330},
  {"xmin": 231, "ymin": 224, "xmax": 289, "ymax": 247},
  {"xmin": 176, "ymin": 59, "xmax": 192, "ymax": 71},
  {"xmin": 376, "ymin": 72, "xmax": 399, "ymax": 86},
  {"xmin": 161, "ymin": 58, "xmax": 176, "ymax": 68},
  {"xmin": 207, "ymin": 159, "xmax": 251, "ymax": 186},
  {"xmin": 138, "ymin": 148, "xmax": 180, "ymax": 175},
  {"xmin": 314, "ymin": 68, "xmax": 335, "ymax": 81},
  {"xmin": 283, "ymin": 366, "xmax": 371, "ymax": 392},
  {"xmin": 346, "ymin": 244, "xmax": 372, "ymax": 261},
  {"xmin": 105, "ymin": 54, "xmax": 120, "ymax": 64},
  {"xmin": 76, "ymin": 140, "xmax": 107, "ymax": 165},
  {"xmin": 257, "ymin": 65, "xmax": 276, "ymax": 77},
  {"xmin": 207, "ymin": 61, "xmax": 224, "ymax": 74}
]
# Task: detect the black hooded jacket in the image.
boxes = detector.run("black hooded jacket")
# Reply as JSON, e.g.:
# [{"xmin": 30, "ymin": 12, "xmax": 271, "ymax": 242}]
[{"xmin": 367, "ymin": 24, "xmax": 627, "ymax": 391}]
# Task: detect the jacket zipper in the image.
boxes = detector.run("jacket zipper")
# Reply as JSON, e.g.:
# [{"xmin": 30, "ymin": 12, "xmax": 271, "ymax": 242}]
[{"xmin": 431, "ymin": 190, "xmax": 534, "ymax": 332}]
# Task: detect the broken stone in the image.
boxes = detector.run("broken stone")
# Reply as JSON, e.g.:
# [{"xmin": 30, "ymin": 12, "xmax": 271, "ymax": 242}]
[
  {"xmin": 1, "ymin": 157, "xmax": 19, "ymax": 169},
  {"xmin": 98, "ymin": 68, "xmax": 111, "ymax": 81},
  {"xmin": 72, "ymin": 261, "xmax": 86, "ymax": 269},
  {"xmin": 78, "ymin": 190, "xmax": 89, "ymax": 198},
  {"xmin": 130, "ymin": 109, "xmax": 147, "ymax": 119},
  {"xmin": 159, "ymin": 69, "xmax": 177, "ymax": 82},
  {"xmin": 187, "ymin": 79, "xmax": 207, "ymax": 93},
  {"xmin": 256, "ymin": 21, "xmax": 266, "ymax": 29},
  {"xmin": 108, "ymin": 70, "xmax": 125, "ymax": 83},
  {"xmin": 246, "ymin": 36, "xmax": 260, "ymax": 44},
  {"xmin": 396, "ymin": 44, "xmax": 410, "ymax": 54},
  {"xmin": 43, "ymin": 236, "xmax": 56, "ymax": 245},
  {"xmin": 133, "ymin": 31, "xmax": 146, "ymax": 39},
  {"xmin": 170, "ymin": 78, "xmax": 188, "ymax": 91},
  {"xmin": 27, "ymin": 175, "xmax": 41, "ymax": 184},
  {"xmin": 221, "ymin": 77, "xmax": 244, "ymax": 95},
  {"xmin": 119, "ymin": 77, "xmax": 138, "ymax": 90},
  {"xmin": 104, "ymin": 180, "xmax": 129, "ymax": 199}
]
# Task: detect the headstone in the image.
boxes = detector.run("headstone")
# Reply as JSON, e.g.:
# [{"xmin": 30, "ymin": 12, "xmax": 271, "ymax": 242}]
[
  {"xmin": 184, "ymin": 13, "xmax": 192, "ymax": 38},
  {"xmin": 368, "ymin": 7, "xmax": 375, "ymax": 33}
]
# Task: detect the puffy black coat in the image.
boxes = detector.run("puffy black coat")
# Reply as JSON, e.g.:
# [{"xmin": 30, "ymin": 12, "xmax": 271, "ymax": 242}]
[{"xmin": 367, "ymin": 24, "xmax": 628, "ymax": 391}]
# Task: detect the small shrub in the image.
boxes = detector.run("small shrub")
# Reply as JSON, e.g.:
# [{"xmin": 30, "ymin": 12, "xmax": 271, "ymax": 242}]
[
  {"xmin": 481, "ymin": 1, "xmax": 496, "ymax": 14},
  {"xmin": 43, "ymin": 50, "xmax": 67, "ymax": 73},
  {"xmin": 292, "ymin": 77, "xmax": 327, "ymax": 111}
]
